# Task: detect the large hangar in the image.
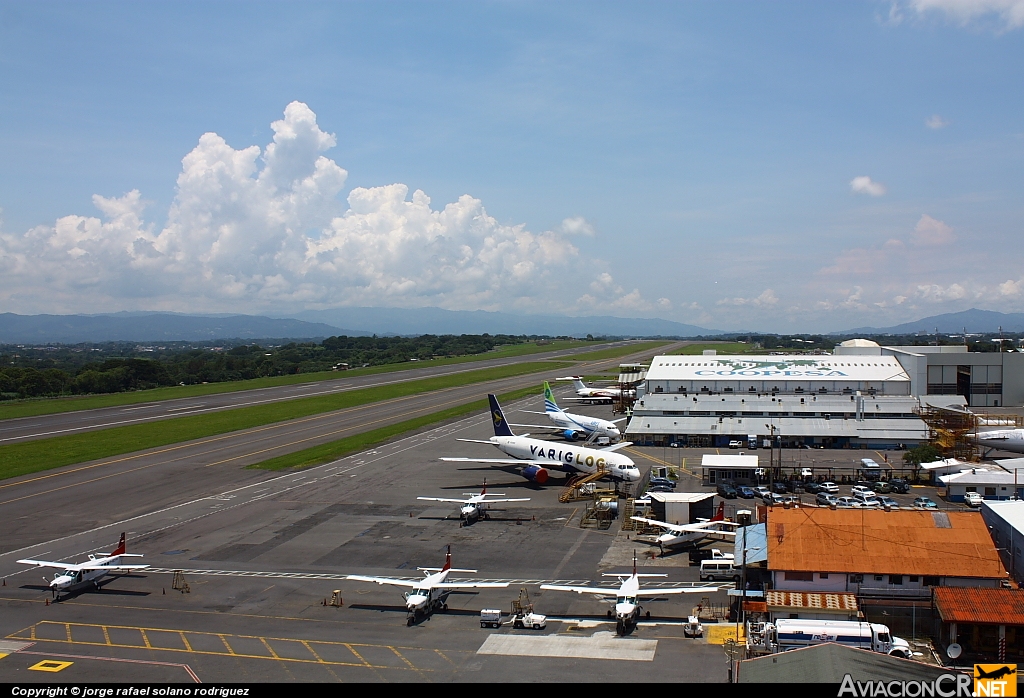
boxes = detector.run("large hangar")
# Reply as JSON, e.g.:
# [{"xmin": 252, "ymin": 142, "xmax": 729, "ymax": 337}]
[{"xmin": 625, "ymin": 353, "xmax": 929, "ymax": 449}]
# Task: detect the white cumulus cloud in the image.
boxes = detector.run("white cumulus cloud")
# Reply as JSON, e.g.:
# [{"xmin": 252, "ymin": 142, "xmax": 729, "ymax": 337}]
[
  {"xmin": 850, "ymin": 176, "xmax": 887, "ymax": 197},
  {"xmin": 716, "ymin": 289, "xmax": 779, "ymax": 307},
  {"xmin": 0, "ymin": 102, "xmax": 666, "ymax": 318},
  {"xmin": 911, "ymin": 214, "xmax": 956, "ymax": 246},
  {"xmin": 926, "ymin": 114, "xmax": 950, "ymax": 129},
  {"xmin": 908, "ymin": 0, "xmax": 1024, "ymax": 29}
]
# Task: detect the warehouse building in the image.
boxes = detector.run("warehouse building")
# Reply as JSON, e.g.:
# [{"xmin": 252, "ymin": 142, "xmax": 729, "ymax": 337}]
[{"xmin": 626, "ymin": 353, "xmax": 929, "ymax": 448}]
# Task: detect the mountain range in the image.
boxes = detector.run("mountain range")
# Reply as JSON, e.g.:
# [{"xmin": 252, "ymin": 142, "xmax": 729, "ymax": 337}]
[{"xmin": 839, "ymin": 308, "xmax": 1024, "ymax": 335}]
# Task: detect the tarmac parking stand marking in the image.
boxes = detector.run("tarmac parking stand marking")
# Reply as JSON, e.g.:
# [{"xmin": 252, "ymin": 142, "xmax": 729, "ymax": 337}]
[
  {"xmin": 7, "ymin": 621, "xmax": 459, "ymax": 673},
  {"xmin": 28, "ymin": 659, "xmax": 73, "ymax": 672}
]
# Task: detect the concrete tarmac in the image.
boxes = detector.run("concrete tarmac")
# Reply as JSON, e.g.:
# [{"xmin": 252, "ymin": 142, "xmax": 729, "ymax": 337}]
[{"xmin": 0, "ymin": 396, "xmax": 730, "ymax": 683}]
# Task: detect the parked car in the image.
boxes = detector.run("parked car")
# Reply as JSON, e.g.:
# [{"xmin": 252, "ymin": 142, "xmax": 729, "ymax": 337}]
[
  {"xmin": 835, "ymin": 496, "xmax": 863, "ymax": 508},
  {"xmin": 851, "ymin": 485, "xmax": 875, "ymax": 498},
  {"xmin": 771, "ymin": 482, "xmax": 789, "ymax": 494},
  {"xmin": 799, "ymin": 468, "xmax": 813, "ymax": 478},
  {"xmin": 737, "ymin": 486, "xmax": 756, "ymax": 499},
  {"xmin": 716, "ymin": 483, "xmax": 738, "ymax": 498},
  {"xmin": 819, "ymin": 482, "xmax": 839, "ymax": 494},
  {"xmin": 888, "ymin": 479, "xmax": 911, "ymax": 494},
  {"xmin": 964, "ymin": 492, "xmax": 984, "ymax": 508},
  {"xmin": 728, "ymin": 440, "xmax": 743, "ymax": 449},
  {"xmin": 816, "ymin": 493, "xmax": 838, "ymax": 507},
  {"xmin": 649, "ymin": 485, "xmax": 674, "ymax": 493},
  {"xmin": 913, "ymin": 497, "xmax": 939, "ymax": 509},
  {"xmin": 762, "ymin": 492, "xmax": 783, "ymax": 505},
  {"xmin": 753, "ymin": 486, "xmax": 771, "ymax": 498},
  {"xmin": 878, "ymin": 496, "xmax": 900, "ymax": 509},
  {"xmin": 650, "ymin": 477, "xmax": 676, "ymax": 489},
  {"xmin": 804, "ymin": 482, "xmax": 823, "ymax": 494},
  {"xmin": 872, "ymin": 481, "xmax": 892, "ymax": 494},
  {"xmin": 854, "ymin": 494, "xmax": 881, "ymax": 507}
]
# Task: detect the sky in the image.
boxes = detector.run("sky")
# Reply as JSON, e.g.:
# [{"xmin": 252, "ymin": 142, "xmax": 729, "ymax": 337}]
[{"xmin": 0, "ymin": 0, "xmax": 1022, "ymax": 333}]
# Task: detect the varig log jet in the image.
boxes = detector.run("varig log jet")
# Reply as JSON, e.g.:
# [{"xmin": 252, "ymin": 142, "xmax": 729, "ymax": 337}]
[
  {"xmin": 17, "ymin": 533, "xmax": 148, "ymax": 600},
  {"xmin": 511, "ymin": 382, "xmax": 625, "ymax": 442},
  {"xmin": 441, "ymin": 394, "xmax": 641, "ymax": 484}
]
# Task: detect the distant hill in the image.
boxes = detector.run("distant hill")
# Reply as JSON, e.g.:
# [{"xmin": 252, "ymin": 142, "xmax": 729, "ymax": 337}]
[
  {"xmin": 0, "ymin": 313, "xmax": 362, "ymax": 344},
  {"xmin": 290, "ymin": 307, "xmax": 722, "ymax": 338},
  {"xmin": 840, "ymin": 308, "xmax": 1024, "ymax": 335}
]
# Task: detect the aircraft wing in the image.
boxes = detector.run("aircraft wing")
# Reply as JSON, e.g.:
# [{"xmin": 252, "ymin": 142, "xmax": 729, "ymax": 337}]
[
  {"xmin": 637, "ymin": 586, "xmax": 721, "ymax": 596},
  {"xmin": 509, "ymin": 423, "xmax": 561, "ymax": 431},
  {"xmin": 434, "ymin": 582, "xmax": 510, "ymax": 589},
  {"xmin": 346, "ymin": 574, "xmax": 420, "ymax": 588},
  {"xmin": 16, "ymin": 559, "xmax": 79, "ymax": 570},
  {"xmin": 480, "ymin": 498, "xmax": 531, "ymax": 504},
  {"xmin": 79, "ymin": 564, "xmax": 149, "ymax": 571},
  {"xmin": 611, "ymin": 418, "xmax": 628, "ymax": 424},
  {"xmin": 539, "ymin": 584, "xmax": 613, "ymax": 596},
  {"xmin": 440, "ymin": 457, "xmax": 552, "ymax": 466},
  {"xmin": 416, "ymin": 497, "xmax": 470, "ymax": 504},
  {"xmin": 630, "ymin": 516, "xmax": 688, "ymax": 533},
  {"xmin": 601, "ymin": 441, "xmax": 632, "ymax": 452}
]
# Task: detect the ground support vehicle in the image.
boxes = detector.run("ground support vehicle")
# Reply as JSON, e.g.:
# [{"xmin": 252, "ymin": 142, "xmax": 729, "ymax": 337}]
[
  {"xmin": 512, "ymin": 612, "xmax": 547, "ymax": 629},
  {"xmin": 746, "ymin": 619, "xmax": 911, "ymax": 658},
  {"xmin": 481, "ymin": 609, "xmax": 503, "ymax": 628}
]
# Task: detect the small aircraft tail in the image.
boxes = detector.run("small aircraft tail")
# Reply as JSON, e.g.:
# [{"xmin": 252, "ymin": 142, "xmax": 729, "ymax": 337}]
[
  {"xmin": 710, "ymin": 502, "xmax": 725, "ymax": 522},
  {"xmin": 111, "ymin": 532, "xmax": 126, "ymax": 556},
  {"xmin": 442, "ymin": 545, "xmax": 452, "ymax": 572},
  {"xmin": 487, "ymin": 394, "xmax": 515, "ymax": 437},
  {"xmin": 571, "ymin": 377, "xmax": 587, "ymax": 392},
  {"xmin": 543, "ymin": 381, "xmax": 561, "ymax": 414}
]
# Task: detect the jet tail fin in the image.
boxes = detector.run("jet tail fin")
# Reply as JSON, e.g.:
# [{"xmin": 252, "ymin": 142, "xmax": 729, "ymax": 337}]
[
  {"xmin": 487, "ymin": 395, "xmax": 515, "ymax": 437},
  {"xmin": 543, "ymin": 381, "xmax": 560, "ymax": 414}
]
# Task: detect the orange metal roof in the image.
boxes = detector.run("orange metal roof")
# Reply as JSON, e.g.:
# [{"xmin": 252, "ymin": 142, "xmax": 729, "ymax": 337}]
[
  {"xmin": 766, "ymin": 508, "xmax": 1007, "ymax": 579},
  {"xmin": 765, "ymin": 591, "xmax": 858, "ymax": 612},
  {"xmin": 934, "ymin": 587, "xmax": 1024, "ymax": 625}
]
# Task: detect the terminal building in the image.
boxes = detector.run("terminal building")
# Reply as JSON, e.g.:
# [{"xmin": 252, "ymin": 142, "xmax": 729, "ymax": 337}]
[{"xmin": 625, "ymin": 352, "xmax": 930, "ymax": 449}]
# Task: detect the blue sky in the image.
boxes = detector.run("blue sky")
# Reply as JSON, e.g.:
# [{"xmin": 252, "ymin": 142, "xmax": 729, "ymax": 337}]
[{"xmin": 1, "ymin": 1, "xmax": 1022, "ymax": 332}]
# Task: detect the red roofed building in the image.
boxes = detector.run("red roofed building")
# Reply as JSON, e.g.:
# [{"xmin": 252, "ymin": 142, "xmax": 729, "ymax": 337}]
[{"xmin": 933, "ymin": 587, "xmax": 1024, "ymax": 662}]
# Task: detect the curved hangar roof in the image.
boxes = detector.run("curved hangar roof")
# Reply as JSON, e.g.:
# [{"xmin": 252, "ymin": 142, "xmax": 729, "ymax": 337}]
[{"xmin": 646, "ymin": 355, "xmax": 910, "ymax": 383}]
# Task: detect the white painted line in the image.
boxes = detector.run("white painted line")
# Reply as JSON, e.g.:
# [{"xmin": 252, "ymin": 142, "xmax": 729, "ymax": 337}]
[{"xmin": 477, "ymin": 633, "xmax": 657, "ymax": 661}]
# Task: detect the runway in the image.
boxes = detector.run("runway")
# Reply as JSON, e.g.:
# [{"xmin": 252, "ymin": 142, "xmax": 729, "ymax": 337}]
[{"xmin": 0, "ymin": 340, "xmax": 638, "ymax": 444}]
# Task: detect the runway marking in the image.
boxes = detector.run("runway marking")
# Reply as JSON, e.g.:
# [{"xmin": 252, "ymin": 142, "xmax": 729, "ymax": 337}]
[
  {"xmin": 8, "ymin": 621, "xmax": 447, "ymax": 672},
  {"xmin": 477, "ymin": 633, "xmax": 658, "ymax": 661},
  {"xmin": 28, "ymin": 659, "xmax": 74, "ymax": 672},
  {"xmin": 18, "ymin": 650, "xmax": 200, "ymax": 682}
]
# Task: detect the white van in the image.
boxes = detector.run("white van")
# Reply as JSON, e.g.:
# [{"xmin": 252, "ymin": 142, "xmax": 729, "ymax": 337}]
[{"xmin": 699, "ymin": 560, "xmax": 739, "ymax": 582}]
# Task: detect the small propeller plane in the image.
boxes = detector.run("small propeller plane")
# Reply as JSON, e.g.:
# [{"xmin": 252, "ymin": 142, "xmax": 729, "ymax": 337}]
[
  {"xmin": 540, "ymin": 552, "xmax": 719, "ymax": 635},
  {"xmin": 346, "ymin": 546, "xmax": 509, "ymax": 625},
  {"xmin": 630, "ymin": 502, "xmax": 740, "ymax": 552},
  {"xmin": 441, "ymin": 394, "xmax": 641, "ymax": 485},
  {"xmin": 511, "ymin": 381, "xmax": 626, "ymax": 443},
  {"xmin": 16, "ymin": 533, "xmax": 148, "ymax": 600},
  {"xmin": 416, "ymin": 480, "xmax": 531, "ymax": 523}
]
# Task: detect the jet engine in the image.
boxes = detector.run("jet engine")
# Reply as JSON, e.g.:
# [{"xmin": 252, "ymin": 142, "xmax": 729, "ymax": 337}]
[
  {"xmin": 521, "ymin": 465, "xmax": 549, "ymax": 484},
  {"xmin": 563, "ymin": 430, "xmax": 581, "ymax": 441}
]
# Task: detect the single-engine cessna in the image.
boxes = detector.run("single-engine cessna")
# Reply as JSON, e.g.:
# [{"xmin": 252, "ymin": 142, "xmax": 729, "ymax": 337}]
[
  {"xmin": 511, "ymin": 381, "xmax": 625, "ymax": 443},
  {"xmin": 540, "ymin": 552, "xmax": 718, "ymax": 635},
  {"xmin": 345, "ymin": 546, "xmax": 508, "ymax": 625},
  {"xmin": 441, "ymin": 394, "xmax": 641, "ymax": 484},
  {"xmin": 416, "ymin": 480, "xmax": 530, "ymax": 522},
  {"xmin": 630, "ymin": 502, "xmax": 740, "ymax": 552},
  {"xmin": 16, "ymin": 533, "xmax": 148, "ymax": 599}
]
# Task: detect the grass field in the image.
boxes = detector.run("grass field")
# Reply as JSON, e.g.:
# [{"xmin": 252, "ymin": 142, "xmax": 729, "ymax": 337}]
[
  {"xmin": 249, "ymin": 385, "xmax": 540, "ymax": 471},
  {"xmin": 668, "ymin": 342, "xmax": 756, "ymax": 355},
  {"xmin": 559, "ymin": 340, "xmax": 670, "ymax": 362},
  {"xmin": 0, "ymin": 340, "xmax": 586, "ymax": 421},
  {"xmin": 0, "ymin": 361, "xmax": 571, "ymax": 482}
]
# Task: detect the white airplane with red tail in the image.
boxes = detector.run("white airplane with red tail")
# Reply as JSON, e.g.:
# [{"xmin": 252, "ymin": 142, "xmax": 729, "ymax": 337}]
[
  {"xmin": 631, "ymin": 502, "xmax": 740, "ymax": 552},
  {"xmin": 17, "ymin": 533, "xmax": 148, "ymax": 599}
]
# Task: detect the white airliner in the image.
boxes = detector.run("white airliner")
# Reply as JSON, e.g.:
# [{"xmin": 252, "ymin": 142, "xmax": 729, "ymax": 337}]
[
  {"xmin": 346, "ymin": 546, "xmax": 508, "ymax": 625},
  {"xmin": 511, "ymin": 382, "xmax": 625, "ymax": 443},
  {"xmin": 17, "ymin": 533, "xmax": 148, "ymax": 600},
  {"xmin": 540, "ymin": 552, "xmax": 718, "ymax": 635},
  {"xmin": 972, "ymin": 428, "xmax": 1024, "ymax": 455},
  {"xmin": 441, "ymin": 395, "xmax": 641, "ymax": 484},
  {"xmin": 557, "ymin": 376, "xmax": 623, "ymax": 404},
  {"xmin": 417, "ymin": 480, "xmax": 531, "ymax": 522},
  {"xmin": 630, "ymin": 502, "xmax": 740, "ymax": 552}
]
